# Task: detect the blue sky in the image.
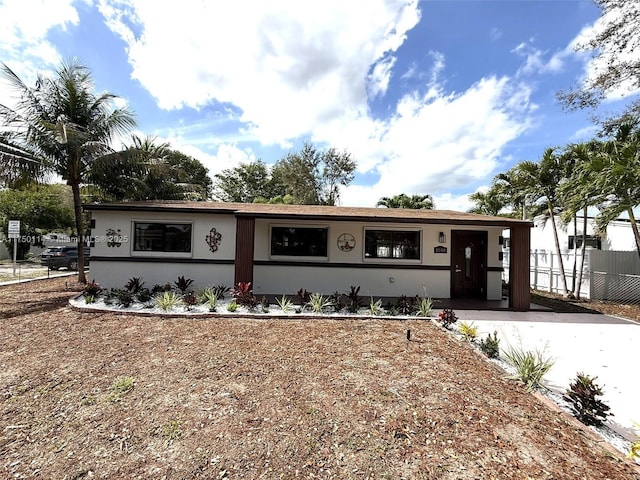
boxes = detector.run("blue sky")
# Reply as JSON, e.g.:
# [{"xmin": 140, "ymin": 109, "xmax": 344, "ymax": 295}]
[{"xmin": 1, "ymin": 0, "xmax": 637, "ymax": 210}]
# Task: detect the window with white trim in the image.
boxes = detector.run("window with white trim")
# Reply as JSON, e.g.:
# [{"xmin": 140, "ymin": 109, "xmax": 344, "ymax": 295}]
[
  {"xmin": 270, "ymin": 226, "xmax": 328, "ymax": 257},
  {"xmin": 133, "ymin": 222, "xmax": 192, "ymax": 252},
  {"xmin": 364, "ymin": 229, "xmax": 420, "ymax": 259}
]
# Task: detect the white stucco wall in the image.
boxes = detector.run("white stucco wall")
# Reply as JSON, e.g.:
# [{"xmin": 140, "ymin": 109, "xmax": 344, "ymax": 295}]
[{"xmin": 88, "ymin": 209, "xmax": 506, "ymax": 300}]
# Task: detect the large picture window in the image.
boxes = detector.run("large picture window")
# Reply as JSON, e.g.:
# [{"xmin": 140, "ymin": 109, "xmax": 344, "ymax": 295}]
[
  {"xmin": 271, "ymin": 226, "xmax": 328, "ymax": 257},
  {"xmin": 364, "ymin": 229, "xmax": 420, "ymax": 260},
  {"xmin": 133, "ymin": 223, "xmax": 192, "ymax": 252}
]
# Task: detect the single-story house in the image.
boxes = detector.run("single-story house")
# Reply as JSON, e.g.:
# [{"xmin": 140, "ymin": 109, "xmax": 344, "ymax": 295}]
[{"xmin": 84, "ymin": 201, "xmax": 533, "ymax": 310}]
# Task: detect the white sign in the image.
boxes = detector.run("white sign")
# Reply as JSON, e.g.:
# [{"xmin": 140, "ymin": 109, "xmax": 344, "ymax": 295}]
[{"xmin": 8, "ymin": 220, "xmax": 20, "ymax": 239}]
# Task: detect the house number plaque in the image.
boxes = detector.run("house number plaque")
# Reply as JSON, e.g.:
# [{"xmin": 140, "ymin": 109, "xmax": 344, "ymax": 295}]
[{"xmin": 337, "ymin": 233, "xmax": 356, "ymax": 252}]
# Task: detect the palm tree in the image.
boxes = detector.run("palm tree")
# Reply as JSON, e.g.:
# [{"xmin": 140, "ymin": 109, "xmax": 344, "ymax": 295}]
[
  {"xmin": 376, "ymin": 193, "xmax": 435, "ymax": 209},
  {"xmin": 559, "ymin": 141, "xmax": 601, "ymax": 298},
  {"xmin": 581, "ymin": 123, "xmax": 640, "ymax": 259},
  {"xmin": 0, "ymin": 59, "xmax": 136, "ymax": 282},
  {"xmin": 467, "ymin": 188, "xmax": 507, "ymax": 216},
  {"xmin": 509, "ymin": 151, "xmax": 572, "ymax": 295}
]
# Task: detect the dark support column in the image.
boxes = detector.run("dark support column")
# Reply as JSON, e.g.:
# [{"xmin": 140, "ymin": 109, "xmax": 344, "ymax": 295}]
[
  {"xmin": 234, "ymin": 217, "xmax": 255, "ymax": 286},
  {"xmin": 509, "ymin": 224, "xmax": 531, "ymax": 311}
]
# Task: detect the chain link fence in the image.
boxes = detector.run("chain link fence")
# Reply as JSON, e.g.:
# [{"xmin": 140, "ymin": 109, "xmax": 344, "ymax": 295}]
[{"xmin": 590, "ymin": 271, "xmax": 640, "ymax": 304}]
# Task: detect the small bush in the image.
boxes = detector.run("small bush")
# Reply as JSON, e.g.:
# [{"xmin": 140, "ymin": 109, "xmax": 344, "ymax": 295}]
[
  {"xmin": 161, "ymin": 420, "xmax": 182, "ymax": 446},
  {"xmin": 83, "ymin": 279, "xmax": 102, "ymax": 297},
  {"xmin": 231, "ymin": 282, "xmax": 257, "ymax": 309},
  {"xmin": 563, "ymin": 372, "xmax": 611, "ymax": 426},
  {"xmin": 135, "ymin": 287, "xmax": 153, "ymax": 304},
  {"xmin": 155, "ymin": 291, "xmax": 182, "ymax": 312},
  {"xmin": 307, "ymin": 293, "xmax": 332, "ymax": 313},
  {"xmin": 276, "ymin": 295, "xmax": 293, "ymax": 313},
  {"xmin": 437, "ymin": 308, "xmax": 458, "ymax": 328},
  {"xmin": 227, "ymin": 300, "xmax": 238, "ymax": 312},
  {"xmin": 182, "ymin": 291, "xmax": 198, "ymax": 310},
  {"xmin": 113, "ymin": 288, "xmax": 135, "ymax": 308},
  {"xmin": 416, "ymin": 297, "xmax": 433, "ymax": 317},
  {"xmin": 260, "ymin": 296, "xmax": 269, "ymax": 313},
  {"xmin": 84, "ymin": 294, "xmax": 95, "ymax": 304},
  {"xmin": 479, "ymin": 331, "xmax": 500, "ymax": 358},
  {"xmin": 345, "ymin": 285, "xmax": 362, "ymax": 313},
  {"xmin": 504, "ymin": 346, "xmax": 554, "ymax": 392},
  {"xmin": 458, "ymin": 321, "xmax": 478, "ymax": 342},
  {"xmin": 296, "ymin": 288, "xmax": 311, "ymax": 305},
  {"xmin": 211, "ymin": 284, "xmax": 230, "ymax": 300},
  {"xmin": 199, "ymin": 287, "xmax": 219, "ymax": 311},
  {"xmin": 394, "ymin": 295, "xmax": 417, "ymax": 316},
  {"xmin": 174, "ymin": 275, "xmax": 194, "ymax": 294},
  {"xmin": 124, "ymin": 277, "xmax": 145, "ymax": 293},
  {"xmin": 151, "ymin": 283, "xmax": 173, "ymax": 295},
  {"xmin": 366, "ymin": 297, "xmax": 385, "ymax": 316},
  {"xmin": 329, "ymin": 291, "xmax": 345, "ymax": 312}
]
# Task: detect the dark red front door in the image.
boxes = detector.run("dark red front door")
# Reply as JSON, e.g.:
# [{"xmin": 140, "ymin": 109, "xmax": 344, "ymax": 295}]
[{"xmin": 451, "ymin": 231, "xmax": 487, "ymax": 299}]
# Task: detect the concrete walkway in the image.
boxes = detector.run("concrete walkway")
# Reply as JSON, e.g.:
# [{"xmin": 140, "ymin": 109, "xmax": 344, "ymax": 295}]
[{"xmin": 456, "ymin": 309, "xmax": 640, "ymax": 441}]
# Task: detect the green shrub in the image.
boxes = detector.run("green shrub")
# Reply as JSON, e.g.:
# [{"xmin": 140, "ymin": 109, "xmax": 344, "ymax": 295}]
[
  {"xmin": 629, "ymin": 424, "xmax": 640, "ymax": 460},
  {"xmin": 366, "ymin": 297, "xmax": 385, "ymax": 316},
  {"xmin": 199, "ymin": 287, "xmax": 219, "ymax": 312},
  {"xmin": 276, "ymin": 295, "xmax": 293, "ymax": 313},
  {"xmin": 307, "ymin": 293, "xmax": 332, "ymax": 313},
  {"xmin": 416, "ymin": 297, "xmax": 433, "ymax": 317},
  {"xmin": 563, "ymin": 372, "xmax": 611, "ymax": 426},
  {"xmin": 227, "ymin": 300, "xmax": 238, "ymax": 312},
  {"xmin": 458, "ymin": 321, "xmax": 478, "ymax": 342},
  {"xmin": 479, "ymin": 331, "xmax": 500, "ymax": 358},
  {"xmin": 504, "ymin": 346, "xmax": 554, "ymax": 392},
  {"xmin": 113, "ymin": 288, "xmax": 135, "ymax": 308},
  {"xmin": 155, "ymin": 291, "xmax": 182, "ymax": 312}
]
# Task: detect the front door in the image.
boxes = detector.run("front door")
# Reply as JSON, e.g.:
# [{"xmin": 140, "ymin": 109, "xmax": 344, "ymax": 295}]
[{"xmin": 451, "ymin": 230, "xmax": 487, "ymax": 299}]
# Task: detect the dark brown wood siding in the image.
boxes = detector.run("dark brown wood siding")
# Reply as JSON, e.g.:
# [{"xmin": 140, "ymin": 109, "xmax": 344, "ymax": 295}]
[
  {"xmin": 509, "ymin": 224, "xmax": 531, "ymax": 311},
  {"xmin": 234, "ymin": 217, "xmax": 255, "ymax": 285}
]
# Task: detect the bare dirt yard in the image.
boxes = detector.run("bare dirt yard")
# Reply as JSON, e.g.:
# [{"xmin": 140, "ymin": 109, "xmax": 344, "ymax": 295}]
[{"xmin": 1, "ymin": 278, "xmax": 639, "ymax": 479}]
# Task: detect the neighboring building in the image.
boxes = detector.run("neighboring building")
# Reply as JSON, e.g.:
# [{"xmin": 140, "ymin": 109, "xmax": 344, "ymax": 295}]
[
  {"xmin": 529, "ymin": 214, "xmax": 639, "ymax": 254},
  {"xmin": 84, "ymin": 201, "xmax": 533, "ymax": 310}
]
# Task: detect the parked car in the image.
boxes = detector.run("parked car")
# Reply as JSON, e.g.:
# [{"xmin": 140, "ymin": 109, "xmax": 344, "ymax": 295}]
[{"xmin": 40, "ymin": 246, "xmax": 90, "ymax": 270}]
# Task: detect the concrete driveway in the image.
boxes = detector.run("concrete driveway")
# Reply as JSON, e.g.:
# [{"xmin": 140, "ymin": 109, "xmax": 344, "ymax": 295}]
[{"xmin": 456, "ymin": 309, "xmax": 640, "ymax": 441}]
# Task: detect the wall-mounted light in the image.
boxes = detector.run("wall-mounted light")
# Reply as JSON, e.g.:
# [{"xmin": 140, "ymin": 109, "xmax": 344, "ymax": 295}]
[{"xmin": 438, "ymin": 232, "xmax": 446, "ymax": 243}]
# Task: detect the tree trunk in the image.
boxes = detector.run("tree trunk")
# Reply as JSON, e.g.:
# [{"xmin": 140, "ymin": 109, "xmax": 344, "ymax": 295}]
[
  {"xmin": 628, "ymin": 208, "xmax": 640, "ymax": 261},
  {"xmin": 548, "ymin": 202, "xmax": 569, "ymax": 295},
  {"xmin": 576, "ymin": 207, "xmax": 588, "ymax": 299},
  {"xmin": 71, "ymin": 181, "xmax": 87, "ymax": 284},
  {"xmin": 571, "ymin": 214, "xmax": 577, "ymax": 293}
]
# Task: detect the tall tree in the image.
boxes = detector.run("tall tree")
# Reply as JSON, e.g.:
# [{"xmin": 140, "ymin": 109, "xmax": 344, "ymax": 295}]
[
  {"xmin": 90, "ymin": 135, "xmax": 211, "ymax": 201},
  {"xmin": 558, "ymin": 0, "xmax": 640, "ymax": 119},
  {"xmin": 212, "ymin": 160, "xmax": 280, "ymax": 203},
  {"xmin": 559, "ymin": 141, "xmax": 602, "ymax": 298},
  {"xmin": 0, "ymin": 59, "xmax": 136, "ymax": 282},
  {"xmin": 272, "ymin": 143, "xmax": 356, "ymax": 205},
  {"xmin": 508, "ymin": 151, "xmax": 572, "ymax": 295},
  {"xmin": 578, "ymin": 123, "xmax": 640, "ymax": 258},
  {"xmin": 467, "ymin": 188, "xmax": 507, "ymax": 216},
  {"xmin": 376, "ymin": 193, "xmax": 435, "ymax": 209},
  {"xmin": 0, "ymin": 184, "xmax": 75, "ymax": 258}
]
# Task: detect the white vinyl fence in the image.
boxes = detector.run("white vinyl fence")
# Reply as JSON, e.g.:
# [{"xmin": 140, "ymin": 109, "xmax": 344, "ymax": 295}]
[{"xmin": 503, "ymin": 249, "xmax": 640, "ymax": 303}]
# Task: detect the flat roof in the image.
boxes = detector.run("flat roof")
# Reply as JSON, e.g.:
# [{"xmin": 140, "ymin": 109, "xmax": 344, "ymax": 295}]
[{"xmin": 84, "ymin": 201, "xmax": 532, "ymax": 227}]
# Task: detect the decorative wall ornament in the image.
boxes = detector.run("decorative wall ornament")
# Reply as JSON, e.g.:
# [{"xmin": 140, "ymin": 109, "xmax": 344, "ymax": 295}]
[
  {"xmin": 206, "ymin": 228, "xmax": 222, "ymax": 253},
  {"xmin": 337, "ymin": 233, "xmax": 356, "ymax": 252},
  {"xmin": 106, "ymin": 228, "xmax": 123, "ymax": 248}
]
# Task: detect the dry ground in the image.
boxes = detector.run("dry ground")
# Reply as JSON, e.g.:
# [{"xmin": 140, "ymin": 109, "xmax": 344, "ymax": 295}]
[{"xmin": 1, "ymin": 278, "xmax": 639, "ymax": 479}]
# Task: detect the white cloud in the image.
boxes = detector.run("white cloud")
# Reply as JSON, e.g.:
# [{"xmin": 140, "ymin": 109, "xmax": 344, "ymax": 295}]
[
  {"xmin": 337, "ymin": 75, "xmax": 535, "ymax": 208},
  {"xmin": 367, "ymin": 56, "xmax": 396, "ymax": 99},
  {"xmin": 97, "ymin": 0, "xmax": 421, "ymax": 145},
  {"xmin": 512, "ymin": 41, "xmax": 569, "ymax": 77},
  {"xmin": 0, "ymin": 0, "xmax": 78, "ymax": 76}
]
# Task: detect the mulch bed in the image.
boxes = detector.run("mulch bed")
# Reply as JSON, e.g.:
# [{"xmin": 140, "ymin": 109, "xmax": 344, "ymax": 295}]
[{"xmin": 1, "ymin": 278, "xmax": 639, "ymax": 479}]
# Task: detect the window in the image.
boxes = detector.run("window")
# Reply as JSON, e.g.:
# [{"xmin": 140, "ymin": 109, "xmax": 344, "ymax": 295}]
[
  {"xmin": 133, "ymin": 223, "xmax": 192, "ymax": 252},
  {"xmin": 364, "ymin": 230, "xmax": 420, "ymax": 260},
  {"xmin": 568, "ymin": 235, "xmax": 601, "ymax": 250},
  {"xmin": 271, "ymin": 226, "xmax": 328, "ymax": 257}
]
